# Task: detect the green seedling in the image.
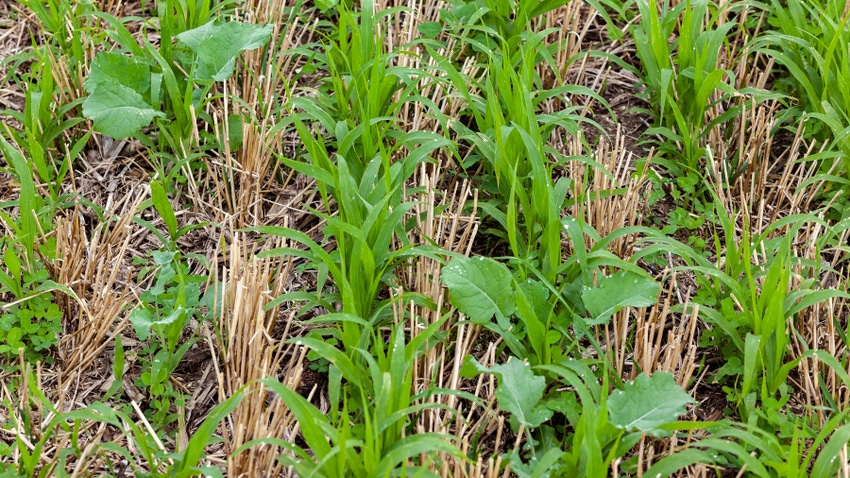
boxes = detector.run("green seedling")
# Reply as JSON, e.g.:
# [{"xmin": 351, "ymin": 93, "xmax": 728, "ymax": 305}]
[
  {"xmin": 259, "ymin": 45, "xmax": 450, "ymax": 359},
  {"xmin": 632, "ymin": 0, "xmax": 774, "ymax": 208},
  {"xmin": 437, "ymin": 0, "xmax": 569, "ymax": 60},
  {"xmin": 0, "ymin": 135, "xmax": 42, "ymax": 271},
  {"xmin": 634, "ymin": 203, "xmax": 850, "ymax": 431},
  {"xmin": 0, "ymin": 134, "xmax": 79, "ymax": 365},
  {"xmin": 129, "ymin": 179, "xmax": 209, "ymax": 428},
  {"xmin": 130, "ymin": 247, "xmax": 206, "ymax": 429},
  {"xmin": 17, "ymin": 0, "xmax": 96, "ymax": 78},
  {"xmin": 0, "ymin": 270, "xmax": 63, "ymax": 364},
  {"xmin": 0, "ymin": 74, "xmax": 90, "ymax": 280},
  {"xmin": 240, "ymin": 318, "xmax": 464, "ymax": 477},
  {"xmin": 279, "ymin": 0, "xmax": 436, "ymax": 188},
  {"xmin": 429, "ymin": 36, "xmax": 605, "ymax": 283},
  {"xmin": 3, "ymin": 3, "xmax": 96, "ymax": 212},
  {"xmin": 646, "ymin": 405, "xmax": 850, "ymax": 477},
  {"xmin": 318, "ymin": 0, "xmax": 406, "ymax": 164},
  {"xmin": 3, "ymin": 363, "xmax": 250, "ymax": 478},
  {"xmin": 754, "ymin": 0, "xmax": 850, "ymax": 183},
  {"xmin": 135, "ymin": 178, "xmax": 209, "ymax": 251},
  {"xmin": 1, "ymin": 55, "xmax": 86, "ymax": 191}
]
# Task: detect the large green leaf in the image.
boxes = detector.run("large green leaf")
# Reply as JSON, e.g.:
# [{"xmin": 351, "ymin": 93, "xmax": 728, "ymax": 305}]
[
  {"xmin": 441, "ymin": 256, "xmax": 515, "ymax": 324},
  {"xmin": 608, "ymin": 372, "xmax": 694, "ymax": 436},
  {"xmin": 464, "ymin": 357, "xmax": 552, "ymax": 430},
  {"xmin": 83, "ymin": 81, "xmax": 164, "ymax": 138},
  {"xmin": 84, "ymin": 52, "xmax": 151, "ymax": 96},
  {"xmin": 176, "ymin": 21, "xmax": 273, "ymax": 82},
  {"xmin": 150, "ymin": 180, "xmax": 177, "ymax": 241},
  {"xmin": 581, "ymin": 270, "xmax": 660, "ymax": 324}
]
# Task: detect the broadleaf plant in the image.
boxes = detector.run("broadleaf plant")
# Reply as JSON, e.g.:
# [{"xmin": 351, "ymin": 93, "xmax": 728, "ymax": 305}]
[
  {"xmin": 82, "ymin": 19, "xmax": 271, "ymax": 146},
  {"xmin": 82, "ymin": 80, "xmax": 165, "ymax": 138},
  {"xmin": 580, "ymin": 270, "xmax": 660, "ymax": 325},
  {"xmin": 608, "ymin": 372, "xmax": 695, "ymax": 436},
  {"xmin": 441, "ymin": 256, "xmax": 516, "ymax": 324},
  {"xmin": 175, "ymin": 21, "xmax": 273, "ymax": 81},
  {"xmin": 463, "ymin": 356, "xmax": 553, "ymax": 430}
]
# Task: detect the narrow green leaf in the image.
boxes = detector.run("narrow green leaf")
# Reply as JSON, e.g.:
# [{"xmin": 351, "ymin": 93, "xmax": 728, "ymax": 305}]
[
  {"xmin": 34, "ymin": 279, "xmax": 80, "ymax": 302},
  {"xmin": 150, "ymin": 180, "xmax": 178, "ymax": 241},
  {"xmin": 261, "ymin": 378, "xmax": 333, "ymax": 460},
  {"xmin": 174, "ymin": 388, "xmax": 251, "ymax": 477},
  {"xmin": 104, "ymin": 336, "xmax": 125, "ymax": 400},
  {"xmin": 3, "ymin": 247, "xmax": 21, "ymax": 283}
]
